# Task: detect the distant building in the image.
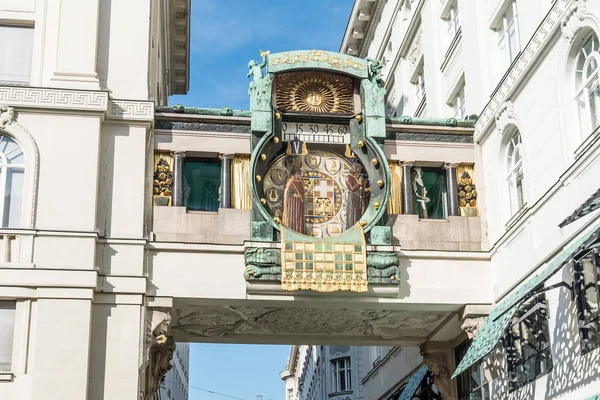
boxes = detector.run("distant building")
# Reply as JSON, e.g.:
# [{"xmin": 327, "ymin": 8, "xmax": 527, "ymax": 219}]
[
  {"xmin": 159, "ymin": 343, "xmax": 190, "ymax": 400},
  {"xmin": 281, "ymin": 345, "xmax": 365, "ymax": 400}
]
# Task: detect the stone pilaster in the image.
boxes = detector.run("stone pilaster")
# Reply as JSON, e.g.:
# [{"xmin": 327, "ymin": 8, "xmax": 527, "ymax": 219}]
[
  {"xmin": 420, "ymin": 350, "xmax": 458, "ymax": 400},
  {"xmin": 172, "ymin": 152, "xmax": 186, "ymax": 207},
  {"xmin": 445, "ymin": 163, "xmax": 459, "ymax": 216},
  {"xmin": 220, "ymin": 154, "xmax": 234, "ymax": 208},
  {"xmin": 51, "ymin": 0, "xmax": 101, "ymax": 89},
  {"xmin": 401, "ymin": 162, "xmax": 414, "ymax": 214}
]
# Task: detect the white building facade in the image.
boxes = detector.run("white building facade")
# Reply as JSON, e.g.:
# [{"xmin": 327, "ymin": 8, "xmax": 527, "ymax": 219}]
[
  {"xmin": 342, "ymin": 0, "xmax": 600, "ymax": 399},
  {"xmin": 0, "ymin": 0, "xmax": 190, "ymax": 399}
]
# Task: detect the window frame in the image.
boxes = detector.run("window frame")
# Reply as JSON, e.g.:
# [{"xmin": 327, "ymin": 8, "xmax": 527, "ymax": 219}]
[
  {"xmin": 446, "ymin": 1, "xmax": 461, "ymax": 39},
  {"xmin": 574, "ymin": 33, "xmax": 600, "ymax": 138},
  {"xmin": 0, "ymin": 134, "xmax": 25, "ymax": 228},
  {"xmin": 452, "ymin": 85, "xmax": 467, "ymax": 119},
  {"xmin": 0, "ymin": 24, "xmax": 34, "ymax": 85},
  {"xmin": 455, "ymin": 340, "xmax": 491, "ymax": 400},
  {"xmin": 505, "ymin": 130, "xmax": 525, "ymax": 216},
  {"xmin": 573, "ymin": 248, "xmax": 600, "ymax": 353},
  {"xmin": 502, "ymin": 293, "xmax": 553, "ymax": 391},
  {"xmin": 0, "ymin": 300, "xmax": 16, "ymax": 373},
  {"xmin": 496, "ymin": 0, "xmax": 520, "ymax": 67},
  {"xmin": 331, "ymin": 356, "xmax": 352, "ymax": 393},
  {"xmin": 182, "ymin": 157, "xmax": 221, "ymax": 212}
]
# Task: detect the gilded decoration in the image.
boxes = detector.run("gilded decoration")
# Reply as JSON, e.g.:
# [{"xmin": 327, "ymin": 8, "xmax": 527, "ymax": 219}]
[
  {"xmin": 280, "ymin": 224, "xmax": 367, "ymax": 292},
  {"xmin": 269, "ymin": 50, "xmax": 367, "ymax": 72},
  {"xmin": 263, "ymin": 150, "xmax": 358, "ymax": 237},
  {"xmin": 276, "ymin": 71, "xmax": 354, "ymax": 115},
  {"xmin": 457, "ymin": 166, "xmax": 478, "ymax": 216},
  {"xmin": 153, "ymin": 153, "xmax": 173, "ymax": 206}
]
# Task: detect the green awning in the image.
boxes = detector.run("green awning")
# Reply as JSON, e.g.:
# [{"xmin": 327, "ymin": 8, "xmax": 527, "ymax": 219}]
[
  {"xmin": 398, "ymin": 365, "xmax": 428, "ymax": 400},
  {"xmin": 453, "ymin": 218, "xmax": 600, "ymax": 378},
  {"xmin": 559, "ymin": 187, "xmax": 600, "ymax": 227}
]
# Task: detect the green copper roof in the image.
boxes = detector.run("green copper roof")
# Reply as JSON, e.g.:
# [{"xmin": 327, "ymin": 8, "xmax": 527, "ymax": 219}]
[
  {"xmin": 453, "ymin": 218, "xmax": 600, "ymax": 378},
  {"xmin": 398, "ymin": 365, "xmax": 428, "ymax": 400},
  {"xmin": 585, "ymin": 395, "xmax": 600, "ymax": 400},
  {"xmin": 386, "ymin": 115, "xmax": 476, "ymax": 128},
  {"xmin": 156, "ymin": 105, "xmax": 252, "ymax": 117},
  {"xmin": 156, "ymin": 106, "xmax": 476, "ymax": 128},
  {"xmin": 266, "ymin": 50, "xmax": 370, "ymax": 78}
]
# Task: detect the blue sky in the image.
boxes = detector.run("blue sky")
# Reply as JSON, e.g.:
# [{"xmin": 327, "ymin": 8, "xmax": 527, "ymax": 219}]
[
  {"xmin": 181, "ymin": 1, "xmax": 353, "ymax": 399},
  {"xmin": 169, "ymin": 0, "xmax": 353, "ymax": 110},
  {"xmin": 189, "ymin": 344, "xmax": 291, "ymax": 400}
]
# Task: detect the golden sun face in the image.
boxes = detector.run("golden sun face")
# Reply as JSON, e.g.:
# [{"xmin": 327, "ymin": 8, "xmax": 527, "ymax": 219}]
[
  {"xmin": 306, "ymin": 92, "xmax": 324, "ymax": 107},
  {"xmin": 276, "ymin": 71, "xmax": 354, "ymax": 114}
]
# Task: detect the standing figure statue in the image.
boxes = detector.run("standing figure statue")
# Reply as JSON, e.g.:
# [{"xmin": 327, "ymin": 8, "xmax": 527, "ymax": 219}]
[
  {"xmin": 345, "ymin": 164, "xmax": 369, "ymax": 230},
  {"xmin": 412, "ymin": 167, "xmax": 430, "ymax": 219},
  {"xmin": 247, "ymin": 50, "xmax": 269, "ymax": 83},
  {"xmin": 282, "ymin": 158, "xmax": 305, "ymax": 234}
]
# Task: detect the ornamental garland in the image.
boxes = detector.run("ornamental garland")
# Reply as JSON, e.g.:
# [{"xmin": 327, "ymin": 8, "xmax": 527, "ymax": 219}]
[
  {"xmin": 153, "ymin": 158, "xmax": 173, "ymax": 197},
  {"xmin": 457, "ymin": 171, "xmax": 477, "ymax": 207}
]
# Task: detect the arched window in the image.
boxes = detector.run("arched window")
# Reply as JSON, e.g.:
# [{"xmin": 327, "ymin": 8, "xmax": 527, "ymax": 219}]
[
  {"xmin": 0, "ymin": 135, "xmax": 24, "ymax": 227},
  {"xmin": 506, "ymin": 130, "xmax": 524, "ymax": 215},
  {"xmin": 575, "ymin": 33, "xmax": 600, "ymax": 137}
]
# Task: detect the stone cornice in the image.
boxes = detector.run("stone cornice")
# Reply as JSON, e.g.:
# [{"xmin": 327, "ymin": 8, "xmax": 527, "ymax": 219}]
[
  {"xmin": 109, "ymin": 100, "xmax": 155, "ymax": 122},
  {"xmin": 359, "ymin": 0, "xmax": 385, "ymax": 58},
  {"xmin": 474, "ymin": 0, "xmax": 573, "ymax": 143},
  {"xmin": 0, "ymin": 86, "xmax": 155, "ymax": 122},
  {"xmin": 0, "ymin": 86, "xmax": 108, "ymax": 112}
]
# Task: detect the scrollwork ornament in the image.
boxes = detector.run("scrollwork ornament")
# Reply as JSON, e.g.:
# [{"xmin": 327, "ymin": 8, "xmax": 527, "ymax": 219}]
[
  {"xmin": 561, "ymin": 0, "xmax": 587, "ymax": 41},
  {"xmin": 461, "ymin": 316, "xmax": 487, "ymax": 340},
  {"xmin": 495, "ymin": 101, "xmax": 515, "ymax": 134},
  {"xmin": 0, "ymin": 105, "xmax": 16, "ymax": 129}
]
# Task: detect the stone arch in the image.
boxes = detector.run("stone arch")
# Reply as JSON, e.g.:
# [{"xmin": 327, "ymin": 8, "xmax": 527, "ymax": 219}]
[
  {"xmin": 557, "ymin": 8, "xmax": 600, "ymax": 158},
  {"xmin": 0, "ymin": 109, "xmax": 40, "ymax": 229},
  {"xmin": 493, "ymin": 102, "xmax": 529, "ymax": 224}
]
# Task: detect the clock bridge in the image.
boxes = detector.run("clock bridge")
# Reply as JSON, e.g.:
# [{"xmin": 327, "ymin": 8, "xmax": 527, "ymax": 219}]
[{"xmin": 147, "ymin": 49, "xmax": 488, "ymax": 356}]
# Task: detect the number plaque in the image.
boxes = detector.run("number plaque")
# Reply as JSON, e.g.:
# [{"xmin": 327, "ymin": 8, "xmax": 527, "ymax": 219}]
[{"xmin": 282, "ymin": 122, "xmax": 350, "ymax": 144}]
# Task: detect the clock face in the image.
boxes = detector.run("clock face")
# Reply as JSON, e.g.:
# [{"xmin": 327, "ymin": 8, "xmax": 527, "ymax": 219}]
[{"xmin": 263, "ymin": 148, "xmax": 363, "ymax": 238}]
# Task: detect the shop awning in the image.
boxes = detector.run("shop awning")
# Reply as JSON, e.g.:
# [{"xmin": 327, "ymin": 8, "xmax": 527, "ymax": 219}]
[
  {"xmin": 398, "ymin": 365, "xmax": 428, "ymax": 400},
  {"xmin": 453, "ymin": 218, "xmax": 600, "ymax": 378},
  {"xmin": 559, "ymin": 187, "xmax": 600, "ymax": 227}
]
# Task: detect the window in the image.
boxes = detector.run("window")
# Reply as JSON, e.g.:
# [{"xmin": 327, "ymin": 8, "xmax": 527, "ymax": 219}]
[
  {"xmin": 573, "ymin": 248, "xmax": 600, "ymax": 353},
  {"xmin": 455, "ymin": 341, "xmax": 491, "ymax": 400},
  {"xmin": 411, "ymin": 167, "xmax": 447, "ymax": 219},
  {"xmin": 0, "ymin": 301, "xmax": 16, "ymax": 371},
  {"xmin": 0, "ymin": 135, "xmax": 24, "ymax": 227},
  {"xmin": 331, "ymin": 357, "xmax": 351, "ymax": 392},
  {"xmin": 503, "ymin": 292, "xmax": 552, "ymax": 390},
  {"xmin": 505, "ymin": 130, "xmax": 525, "ymax": 215},
  {"xmin": 287, "ymin": 388, "xmax": 293, "ymax": 400},
  {"xmin": 496, "ymin": 0, "xmax": 520, "ymax": 68},
  {"xmin": 183, "ymin": 158, "xmax": 221, "ymax": 211},
  {"xmin": 0, "ymin": 25, "xmax": 34, "ymax": 84},
  {"xmin": 414, "ymin": 67, "xmax": 425, "ymax": 102},
  {"xmin": 446, "ymin": 2, "xmax": 461, "ymax": 38},
  {"xmin": 575, "ymin": 33, "xmax": 600, "ymax": 137},
  {"xmin": 452, "ymin": 85, "xmax": 467, "ymax": 119}
]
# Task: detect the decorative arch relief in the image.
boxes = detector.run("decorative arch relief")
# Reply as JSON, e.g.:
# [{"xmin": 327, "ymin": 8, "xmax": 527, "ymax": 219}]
[
  {"xmin": 561, "ymin": 0, "xmax": 588, "ymax": 42},
  {"xmin": 495, "ymin": 101, "xmax": 517, "ymax": 135}
]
